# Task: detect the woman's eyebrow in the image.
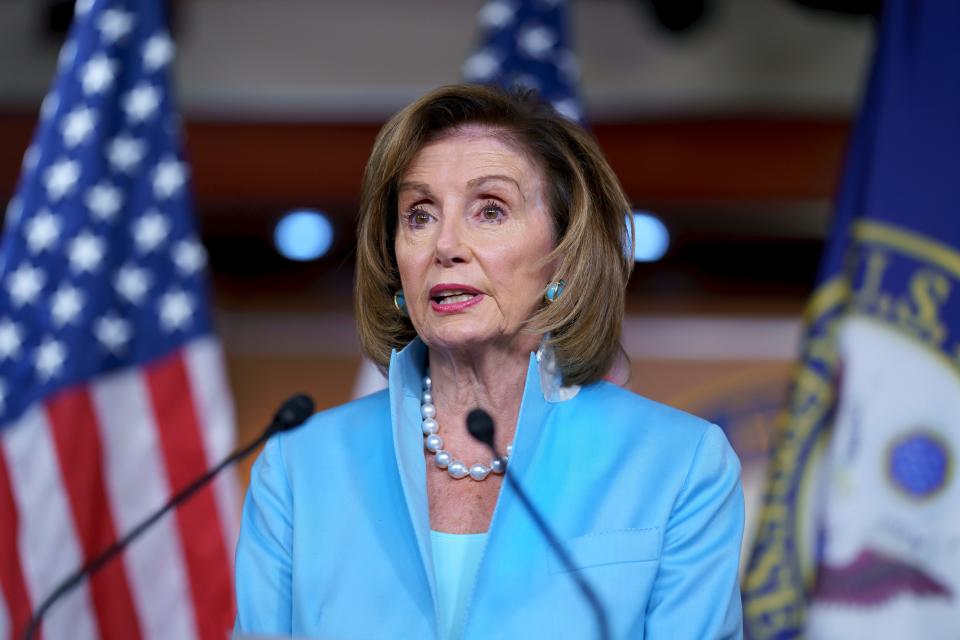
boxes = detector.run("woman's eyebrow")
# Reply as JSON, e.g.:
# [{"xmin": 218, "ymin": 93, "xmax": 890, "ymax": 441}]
[
  {"xmin": 397, "ymin": 181, "xmax": 435, "ymax": 198},
  {"xmin": 467, "ymin": 174, "xmax": 522, "ymax": 191}
]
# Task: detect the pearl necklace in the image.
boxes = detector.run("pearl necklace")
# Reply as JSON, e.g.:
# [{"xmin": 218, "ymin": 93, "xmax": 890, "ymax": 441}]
[{"xmin": 420, "ymin": 373, "xmax": 512, "ymax": 481}]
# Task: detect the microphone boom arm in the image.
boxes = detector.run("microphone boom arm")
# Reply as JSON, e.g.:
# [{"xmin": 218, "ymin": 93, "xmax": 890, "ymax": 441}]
[
  {"xmin": 500, "ymin": 468, "xmax": 612, "ymax": 640},
  {"xmin": 20, "ymin": 393, "xmax": 315, "ymax": 640},
  {"xmin": 467, "ymin": 407, "xmax": 611, "ymax": 640}
]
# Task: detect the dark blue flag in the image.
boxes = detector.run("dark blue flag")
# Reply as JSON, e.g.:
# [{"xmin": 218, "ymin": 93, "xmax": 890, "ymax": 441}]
[
  {"xmin": 744, "ymin": 1, "xmax": 960, "ymax": 638},
  {"xmin": 464, "ymin": 0, "xmax": 583, "ymax": 122}
]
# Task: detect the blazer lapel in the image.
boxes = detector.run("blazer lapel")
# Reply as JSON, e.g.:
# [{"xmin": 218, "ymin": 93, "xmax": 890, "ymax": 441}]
[
  {"xmin": 388, "ymin": 339, "xmax": 439, "ymax": 634},
  {"xmin": 459, "ymin": 351, "xmax": 559, "ymax": 634}
]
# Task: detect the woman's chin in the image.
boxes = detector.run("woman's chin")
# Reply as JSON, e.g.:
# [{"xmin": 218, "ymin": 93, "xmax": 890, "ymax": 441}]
[
  {"xmin": 424, "ymin": 332, "xmax": 495, "ymax": 353},
  {"xmin": 421, "ymin": 322, "xmax": 505, "ymax": 353},
  {"xmin": 422, "ymin": 328, "xmax": 541, "ymax": 360}
]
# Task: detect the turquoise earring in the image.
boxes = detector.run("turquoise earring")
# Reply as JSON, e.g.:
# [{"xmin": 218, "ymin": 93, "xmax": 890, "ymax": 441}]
[
  {"xmin": 394, "ymin": 289, "xmax": 408, "ymax": 316},
  {"xmin": 544, "ymin": 280, "xmax": 565, "ymax": 303}
]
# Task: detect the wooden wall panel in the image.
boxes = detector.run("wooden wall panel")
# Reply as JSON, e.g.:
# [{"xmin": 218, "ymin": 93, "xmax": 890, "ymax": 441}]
[
  {"xmin": 0, "ymin": 112, "xmax": 850, "ymax": 209},
  {"xmin": 226, "ymin": 354, "xmax": 362, "ymax": 489}
]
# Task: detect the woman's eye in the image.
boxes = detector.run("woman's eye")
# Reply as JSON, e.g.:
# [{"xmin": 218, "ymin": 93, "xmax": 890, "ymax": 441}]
[
  {"xmin": 478, "ymin": 203, "xmax": 505, "ymax": 223},
  {"xmin": 406, "ymin": 209, "xmax": 433, "ymax": 227}
]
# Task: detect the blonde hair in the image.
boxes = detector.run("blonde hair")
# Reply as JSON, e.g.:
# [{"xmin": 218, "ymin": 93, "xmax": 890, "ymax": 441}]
[{"xmin": 355, "ymin": 84, "xmax": 633, "ymax": 386}]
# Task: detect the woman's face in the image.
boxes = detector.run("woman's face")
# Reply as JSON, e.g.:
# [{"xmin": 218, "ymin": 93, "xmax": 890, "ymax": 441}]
[{"xmin": 394, "ymin": 128, "xmax": 557, "ymax": 355}]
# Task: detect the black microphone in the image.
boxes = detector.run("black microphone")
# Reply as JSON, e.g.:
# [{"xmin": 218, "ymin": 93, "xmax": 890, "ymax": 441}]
[
  {"xmin": 21, "ymin": 393, "xmax": 316, "ymax": 640},
  {"xmin": 467, "ymin": 408, "xmax": 611, "ymax": 640}
]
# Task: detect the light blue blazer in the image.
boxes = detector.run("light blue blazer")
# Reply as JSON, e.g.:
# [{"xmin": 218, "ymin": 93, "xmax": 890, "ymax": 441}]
[{"xmin": 235, "ymin": 339, "xmax": 744, "ymax": 639}]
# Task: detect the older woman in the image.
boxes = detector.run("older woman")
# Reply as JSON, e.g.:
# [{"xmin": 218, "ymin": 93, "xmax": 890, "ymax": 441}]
[{"xmin": 234, "ymin": 85, "xmax": 744, "ymax": 639}]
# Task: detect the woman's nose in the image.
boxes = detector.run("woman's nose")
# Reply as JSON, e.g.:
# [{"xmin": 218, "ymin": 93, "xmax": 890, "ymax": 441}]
[{"xmin": 434, "ymin": 216, "xmax": 469, "ymax": 266}]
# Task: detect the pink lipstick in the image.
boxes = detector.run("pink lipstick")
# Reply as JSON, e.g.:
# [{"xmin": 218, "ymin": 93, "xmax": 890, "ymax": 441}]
[{"xmin": 429, "ymin": 283, "xmax": 484, "ymax": 314}]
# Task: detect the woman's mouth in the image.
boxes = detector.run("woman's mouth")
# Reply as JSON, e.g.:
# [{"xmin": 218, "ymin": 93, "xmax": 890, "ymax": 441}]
[
  {"xmin": 433, "ymin": 291, "xmax": 476, "ymax": 305},
  {"xmin": 429, "ymin": 285, "xmax": 484, "ymax": 313}
]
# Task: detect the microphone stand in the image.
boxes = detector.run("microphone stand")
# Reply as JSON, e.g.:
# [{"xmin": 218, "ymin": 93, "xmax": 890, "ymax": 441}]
[{"xmin": 467, "ymin": 408, "xmax": 611, "ymax": 640}]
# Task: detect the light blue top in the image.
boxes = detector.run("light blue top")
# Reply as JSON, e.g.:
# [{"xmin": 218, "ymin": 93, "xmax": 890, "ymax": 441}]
[
  {"xmin": 430, "ymin": 531, "xmax": 488, "ymax": 640},
  {"xmin": 234, "ymin": 337, "xmax": 745, "ymax": 639}
]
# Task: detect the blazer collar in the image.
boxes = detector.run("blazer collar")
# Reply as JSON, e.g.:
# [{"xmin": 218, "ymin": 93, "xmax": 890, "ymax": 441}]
[{"xmin": 387, "ymin": 337, "xmax": 579, "ymax": 633}]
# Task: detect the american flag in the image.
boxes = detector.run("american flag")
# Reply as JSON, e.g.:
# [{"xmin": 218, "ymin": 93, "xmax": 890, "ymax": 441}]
[
  {"xmin": 0, "ymin": 1, "xmax": 238, "ymax": 638},
  {"xmin": 463, "ymin": 0, "xmax": 584, "ymax": 122}
]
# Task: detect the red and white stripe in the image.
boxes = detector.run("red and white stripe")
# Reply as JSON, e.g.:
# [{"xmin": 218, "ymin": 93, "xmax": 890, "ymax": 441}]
[
  {"xmin": 0, "ymin": 337, "xmax": 237, "ymax": 640},
  {"xmin": 92, "ymin": 366, "xmax": 196, "ymax": 639},
  {"xmin": 183, "ymin": 339, "xmax": 241, "ymax": 564},
  {"xmin": 1, "ymin": 405, "xmax": 100, "ymax": 640}
]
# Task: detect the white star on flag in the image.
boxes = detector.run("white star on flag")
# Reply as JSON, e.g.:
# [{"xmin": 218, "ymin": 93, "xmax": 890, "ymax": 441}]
[
  {"xmin": 94, "ymin": 314, "xmax": 132, "ymax": 354},
  {"xmin": 123, "ymin": 84, "xmax": 161, "ymax": 123},
  {"xmin": 44, "ymin": 158, "xmax": 81, "ymax": 201},
  {"xmin": 551, "ymin": 98, "xmax": 581, "ymax": 121},
  {"xmin": 40, "ymin": 92, "xmax": 60, "ymax": 121},
  {"xmin": 51, "ymin": 284, "xmax": 85, "ymax": 326},
  {"xmin": 67, "ymin": 231, "xmax": 106, "ymax": 273},
  {"xmin": 75, "ymin": 0, "xmax": 94, "ymax": 17},
  {"xmin": 479, "ymin": 0, "xmax": 516, "ymax": 28},
  {"xmin": 22, "ymin": 145, "xmax": 40, "ymax": 173},
  {"xmin": 153, "ymin": 158, "xmax": 187, "ymax": 199},
  {"xmin": 98, "ymin": 8, "xmax": 135, "ymax": 44},
  {"xmin": 133, "ymin": 211, "xmax": 171, "ymax": 253},
  {"xmin": 85, "ymin": 181, "xmax": 124, "ymax": 221},
  {"xmin": 61, "ymin": 106, "xmax": 97, "ymax": 147},
  {"xmin": 7, "ymin": 263, "xmax": 45, "ymax": 307},
  {"xmin": 159, "ymin": 289, "xmax": 194, "ymax": 332},
  {"xmin": 463, "ymin": 49, "xmax": 501, "ymax": 81},
  {"xmin": 143, "ymin": 32, "xmax": 175, "ymax": 71},
  {"xmin": 81, "ymin": 54, "xmax": 118, "ymax": 95},
  {"xmin": 34, "ymin": 337, "xmax": 67, "ymax": 381},
  {"xmin": 24, "ymin": 210, "xmax": 62, "ymax": 254},
  {"xmin": 518, "ymin": 25, "xmax": 556, "ymax": 59},
  {"xmin": 172, "ymin": 239, "xmax": 207, "ymax": 275},
  {"xmin": 0, "ymin": 319, "xmax": 23, "ymax": 361},
  {"xmin": 114, "ymin": 264, "xmax": 151, "ymax": 304},
  {"xmin": 5, "ymin": 198, "xmax": 23, "ymax": 230},
  {"xmin": 58, "ymin": 40, "xmax": 77, "ymax": 72},
  {"xmin": 107, "ymin": 134, "xmax": 146, "ymax": 174}
]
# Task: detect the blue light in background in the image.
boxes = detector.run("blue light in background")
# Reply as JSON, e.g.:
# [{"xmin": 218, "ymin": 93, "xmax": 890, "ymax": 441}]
[
  {"xmin": 274, "ymin": 209, "xmax": 334, "ymax": 261},
  {"xmin": 627, "ymin": 211, "xmax": 669, "ymax": 262}
]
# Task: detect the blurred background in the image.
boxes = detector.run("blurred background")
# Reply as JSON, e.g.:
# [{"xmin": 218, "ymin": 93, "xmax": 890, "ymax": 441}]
[{"xmin": 0, "ymin": 0, "xmax": 875, "ymax": 560}]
